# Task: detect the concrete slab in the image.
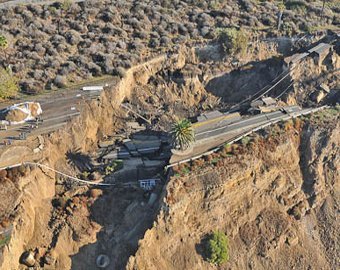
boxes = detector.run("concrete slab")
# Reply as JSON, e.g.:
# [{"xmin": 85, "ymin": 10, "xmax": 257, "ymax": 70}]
[
  {"xmin": 143, "ymin": 160, "xmax": 165, "ymax": 168},
  {"xmin": 308, "ymin": 43, "xmax": 332, "ymax": 55},
  {"xmin": 197, "ymin": 110, "xmax": 223, "ymax": 122},
  {"xmin": 126, "ymin": 121, "xmax": 146, "ymax": 131},
  {"xmin": 284, "ymin": 52, "xmax": 309, "ymax": 65},
  {"xmin": 131, "ymin": 134, "xmax": 160, "ymax": 141},
  {"xmin": 124, "ymin": 141, "xmax": 138, "ymax": 152},
  {"xmin": 261, "ymin": 97, "xmax": 276, "ymax": 106},
  {"xmin": 103, "ymin": 147, "xmax": 131, "ymax": 160},
  {"xmin": 99, "ymin": 140, "xmax": 116, "ymax": 148}
]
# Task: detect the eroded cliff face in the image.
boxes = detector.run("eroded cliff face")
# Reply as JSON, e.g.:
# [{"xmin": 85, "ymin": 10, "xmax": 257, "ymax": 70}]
[
  {"xmin": 127, "ymin": 118, "xmax": 339, "ymax": 270},
  {"xmin": 0, "ymin": 168, "xmax": 101, "ymax": 270},
  {"xmin": 1, "ymin": 44, "xmax": 338, "ymax": 270},
  {"xmin": 1, "ymin": 169, "xmax": 55, "ymax": 270},
  {"xmin": 0, "ymin": 52, "xmax": 185, "ymax": 270},
  {"xmin": 287, "ymin": 49, "xmax": 340, "ymax": 106}
]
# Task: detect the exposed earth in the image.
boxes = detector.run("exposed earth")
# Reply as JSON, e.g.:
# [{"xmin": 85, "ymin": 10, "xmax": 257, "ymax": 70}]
[{"xmin": 0, "ymin": 1, "xmax": 339, "ymax": 270}]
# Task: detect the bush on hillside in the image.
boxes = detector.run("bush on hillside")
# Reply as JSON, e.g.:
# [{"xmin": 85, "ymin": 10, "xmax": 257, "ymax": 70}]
[
  {"xmin": 0, "ymin": 35, "xmax": 8, "ymax": 49},
  {"xmin": 217, "ymin": 28, "xmax": 248, "ymax": 56},
  {"xmin": 205, "ymin": 231, "xmax": 229, "ymax": 265},
  {"xmin": 0, "ymin": 68, "xmax": 19, "ymax": 100}
]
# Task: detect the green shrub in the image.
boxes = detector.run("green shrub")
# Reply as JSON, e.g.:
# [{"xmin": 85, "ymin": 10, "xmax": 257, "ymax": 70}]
[
  {"xmin": 0, "ymin": 68, "xmax": 19, "ymax": 100},
  {"xmin": 61, "ymin": 0, "xmax": 72, "ymax": 11},
  {"xmin": 206, "ymin": 231, "xmax": 229, "ymax": 265},
  {"xmin": 217, "ymin": 28, "xmax": 248, "ymax": 56},
  {"xmin": 277, "ymin": 1, "xmax": 286, "ymax": 11},
  {"xmin": 0, "ymin": 35, "xmax": 8, "ymax": 49},
  {"xmin": 0, "ymin": 234, "xmax": 11, "ymax": 248},
  {"xmin": 181, "ymin": 166, "xmax": 190, "ymax": 175},
  {"xmin": 241, "ymin": 136, "xmax": 251, "ymax": 146},
  {"xmin": 310, "ymin": 105, "xmax": 340, "ymax": 123},
  {"xmin": 286, "ymin": 25, "xmax": 294, "ymax": 37},
  {"xmin": 48, "ymin": 6, "xmax": 57, "ymax": 15},
  {"xmin": 327, "ymin": 104, "xmax": 340, "ymax": 116},
  {"xmin": 105, "ymin": 160, "xmax": 124, "ymax": 175},
  {"xmin": 208, "ymin": 0, "xmax": 223, "ymax": 9},
  {"xmin": 211, "ymin": 157, "xmax": 220, "ymax": 165},
  {"xmin": 81, "ymin": 171, "xmax": 90, "ymax": 180}
]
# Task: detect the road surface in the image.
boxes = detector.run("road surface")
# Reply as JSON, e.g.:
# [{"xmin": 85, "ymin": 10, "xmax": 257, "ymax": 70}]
[
  {"xmin": 0, "ymin": 89, "xmax": 100, "ymax": 141},
  {"xmin": 0, "ymin": 77, "xmax": 118, "ymax": 168},
  {"xmin": 170, "ymin": 106, "xmax": 320, "ymax": 165}
]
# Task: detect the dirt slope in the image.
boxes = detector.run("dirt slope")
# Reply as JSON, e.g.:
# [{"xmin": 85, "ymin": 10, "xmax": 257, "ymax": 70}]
[
  {"xmin": 127, "ymin": 114, "xmax": 339, "ymax": 270},
  {"xmin": 0, "ymin": 53, "xmax": 183, "ymax": 270}
]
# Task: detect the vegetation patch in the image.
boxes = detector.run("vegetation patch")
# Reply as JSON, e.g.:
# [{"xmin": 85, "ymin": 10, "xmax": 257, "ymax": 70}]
[
  {"xmin": 241, "ymin": 136, "xmax": 251, "ymax": 146},
  {"xmin": 0, "ymin": 68, "xmax": 19, "ymax": 100},
  {"xmin": 105, "ymin": 160, "xmax": 124, "ymax": 175},
  {"xmin": 0, "ymin": 234, "xmax": 11, "ymax": 249},
  {"xmin": 173, "ymin": 163, "xmax": 191, "ymax": 177},
  {"xmin": 0, "ymin": 35, "xmax": 8, "ymax": 49},
  {"xmin": 80, "ymin": 171, "xmax": 90, "ymax": 180},
  {"xmin": 310, "ymin": 105, "xmax": 340, "ymax": 124},
  {"xmin": 61, "ymin": 0, "xmax": 73, "ymax": 11},
  {"xmin": 205, "ymin": 231, "xmax": 229, "ymax": 266},
  {"xmin": 217, "ymin": 27, "xmax": 249, "ymax": 56}
]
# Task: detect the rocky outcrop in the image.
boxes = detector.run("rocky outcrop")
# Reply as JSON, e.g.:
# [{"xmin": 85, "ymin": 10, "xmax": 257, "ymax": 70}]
[
  {"xmin": 1, "ymin": 168, "xmax": 55, "ymax": 270},
  {"xmin": 287, "ymin": 50, "xmax": 340, "ymax": 106}
]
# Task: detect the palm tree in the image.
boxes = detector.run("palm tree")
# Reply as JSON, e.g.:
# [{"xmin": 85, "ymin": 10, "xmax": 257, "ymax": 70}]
[{"xmin": 171, "ymin": 119, "xmax": 195, "ymax": 150}]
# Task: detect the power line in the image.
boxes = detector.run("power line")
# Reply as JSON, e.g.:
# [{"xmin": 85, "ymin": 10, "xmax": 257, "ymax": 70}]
[
  {"xmin": 275, "ymin": 81, "xmax": 294, "ymax": 99},
  {"xmin": 24, "ymin": 162, "xmax": 116, "ymax": 186},
  {"xmin": 228, "ymin": 68, "xmax": 290, "ymax": 111},
  {"xmin": 252, "ymin": 70, "xmax": 292, "ymax": 102}
]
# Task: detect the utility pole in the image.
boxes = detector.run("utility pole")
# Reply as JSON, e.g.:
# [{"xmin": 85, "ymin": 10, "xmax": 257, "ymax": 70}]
[
  {"xmin": 277, "ymin": 1, "xmax": 285, "ymax": 31},
  {"xmin": 277, "ymin": 10, "xmax": 283, "ymax": 31},
  {"xmin": 321, "ymin": 0, "xmax": 326, "ymax": 19}
]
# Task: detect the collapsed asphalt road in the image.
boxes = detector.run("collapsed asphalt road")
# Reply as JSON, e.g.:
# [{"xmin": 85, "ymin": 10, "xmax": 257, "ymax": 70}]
[
  {"xmin": 0, "ymin": 87, "xmax": 104, "ymax": 142},
  {"xmin": 170, "ymin": 105, "xmax": 326, "ymax": 165}
]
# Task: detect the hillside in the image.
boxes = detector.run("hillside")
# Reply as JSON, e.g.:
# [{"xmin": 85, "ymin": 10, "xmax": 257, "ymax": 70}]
[
  {"xmin": 0, "ymin": 0, "xmax": 339, "ymax": 94},
  {"xmin": 128, "ymin": 110, "xmax": 339, "ymax": 270},
  {"xmin": 0, "ymin": 1, "xmax": 339, "ymax": 270}
]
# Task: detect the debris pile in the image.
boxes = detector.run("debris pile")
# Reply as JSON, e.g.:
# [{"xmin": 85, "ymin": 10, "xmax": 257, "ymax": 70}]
[{"xmin": 0, "ymin": 102, "xmax": 42, "ymax": 125}]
